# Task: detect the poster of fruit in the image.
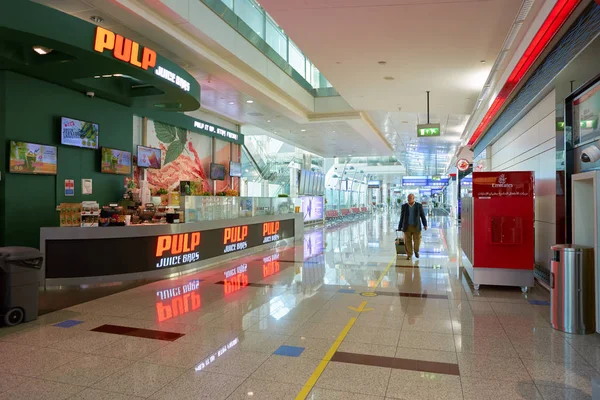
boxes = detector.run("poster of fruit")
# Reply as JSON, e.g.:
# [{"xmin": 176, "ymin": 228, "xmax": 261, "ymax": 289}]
[
  {"xmin": 138, "ymin": 120, "xmax": 240, "ymax": 195},
  {"xmin": 9, "ymin": 141, "xmax": 58, "ymax": 175},
  {"xmin": 60, "ymin": 117, "xmax": 99, "ymax": 149},
  {"xmin": 101, "ymin": 148, "xmax": 132, "ymax": 175}
]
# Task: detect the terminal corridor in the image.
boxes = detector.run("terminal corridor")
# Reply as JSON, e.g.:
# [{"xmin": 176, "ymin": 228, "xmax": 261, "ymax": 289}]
[{"xmin": 0, "ymin": 213, "xmax": 590, "ymax": 400}]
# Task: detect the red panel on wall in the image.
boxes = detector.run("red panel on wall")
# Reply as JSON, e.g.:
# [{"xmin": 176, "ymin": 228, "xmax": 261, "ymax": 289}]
[{"xmin": 473, "ymin": 172, "xmax": 535, "ymax": 271}]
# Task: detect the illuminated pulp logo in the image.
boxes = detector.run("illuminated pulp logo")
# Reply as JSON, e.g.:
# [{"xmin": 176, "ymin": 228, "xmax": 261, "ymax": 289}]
[
  {"xmin": 492, "ymin": 174, "xmax": 513, "ymax": 188},
  {"xmin": 94, "ymin": 27, "xmax": 156, "ymax": 70},
  {"xmin": 263, "ymin": 221, "xmax": 280, "ymax": 244},
  {"xmin": 155, "ymin": 280, "xmax": 201, "ymax": 322},
  {"xmin": 94, "ymin": 27, "xmax": 190, "ymax": 92},
  {"xmin": 263, "ymin": 253, "xmax": 280, "ymax": 278},
  {"xmin": 223, "ymin": 264, "xmax": 248, "ymax": 295},
  {"xmin": 223, "ymin": 226, "xmax": 248, "ymax": 253},
  {"xmin": 155, "ymin": 232, "xmax": 201, "ymax": 268}
]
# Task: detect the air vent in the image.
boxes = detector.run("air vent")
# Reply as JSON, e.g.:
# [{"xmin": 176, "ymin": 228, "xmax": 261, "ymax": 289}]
[{"xmin": 517, "ymin": 0, "xmax": 535, "ymax": 22}]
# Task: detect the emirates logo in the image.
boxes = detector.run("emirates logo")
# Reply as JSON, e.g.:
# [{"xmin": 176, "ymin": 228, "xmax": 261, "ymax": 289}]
[{"xmin": 492, "ymin": 174, "xmax": 513, "ymax": 188}]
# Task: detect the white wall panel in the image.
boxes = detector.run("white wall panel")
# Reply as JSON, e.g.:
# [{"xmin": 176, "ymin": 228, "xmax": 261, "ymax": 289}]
[{"xmin": 490, "ymin": 90, "xmax": 556, "ymax": 271}]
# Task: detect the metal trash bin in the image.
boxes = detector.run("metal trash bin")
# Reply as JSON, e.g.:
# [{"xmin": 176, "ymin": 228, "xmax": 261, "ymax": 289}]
[
  {"xmin": 0, "ymin": 247, "xmax": 43, "ymax": 326},
  {"xmin": 550, "ymin": 244, "xmax": 595, "ymax": 334}
]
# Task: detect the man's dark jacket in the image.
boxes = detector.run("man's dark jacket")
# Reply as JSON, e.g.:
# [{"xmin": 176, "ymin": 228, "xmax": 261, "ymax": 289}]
[{"xmin": 398, "ymin": 202, "xmax": 428, "ymax": 232}]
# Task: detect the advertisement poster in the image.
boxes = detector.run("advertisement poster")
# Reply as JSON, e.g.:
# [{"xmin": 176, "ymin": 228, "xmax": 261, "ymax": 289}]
[
  {"xmin": 9, "ymin": 141, "xmax": 57, "ymax": 175},
  {"xmin": 82, "ymin": 179, "xmax": 93, "ymax": 195},
  {"xmin": 139, "ymin": 120, "xmax": 240, "ymax": 194},
  {"xmin": 60, "ymin": 117, "xmax": 99, "ymax": 149},
  {"xmin": 65, "ymin": 180, "xmax": 74, "ymax": 196},
  {"xmin": 101, "ymin": 148, "xmax": 132, "ymax": 175},
  {"xmin": 302, "ymin": 196, "xmax": 324, "ymax": 223}
]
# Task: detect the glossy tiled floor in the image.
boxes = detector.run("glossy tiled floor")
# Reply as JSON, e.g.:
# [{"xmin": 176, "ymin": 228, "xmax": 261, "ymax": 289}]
[{"xmin": 0, "ymin": 213, "xmax": 597, "ymax": 399}]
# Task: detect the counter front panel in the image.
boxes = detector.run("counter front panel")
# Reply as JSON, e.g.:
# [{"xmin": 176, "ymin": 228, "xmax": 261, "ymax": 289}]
[{"xmin": 45, "ymin": 219, "xmax": 295, "ymax": 278}]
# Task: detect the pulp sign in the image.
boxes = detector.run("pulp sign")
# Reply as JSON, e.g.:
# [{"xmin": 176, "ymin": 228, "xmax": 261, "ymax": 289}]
[
  {"xmin": 94, "ymin": 26, "xmax": 156, "ymax": 70},
  {"xmin": 155, "ymin": 232, "xmax": 201, "ymax": 268}
]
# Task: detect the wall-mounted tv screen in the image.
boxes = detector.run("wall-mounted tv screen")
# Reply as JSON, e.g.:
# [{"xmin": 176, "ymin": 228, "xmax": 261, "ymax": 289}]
[
  {"xmin": 9, "ymin": 141, "xmax": 57, "ymax": 175},
  {"xmin": 60, "ymin": 117, "xmax": 99, "ymax": 149},
  {"xmin": 137, "ymin": 145, "xmax": 162, "ymax": 169},
  {"xmin": 229, "ymin": 161, "xmax": 242, "ymax": 177},
  {"xmin": 210, "ymin": 163, "xmax": 226, "ymax": 181},
  {"xmin": 101, "ymin": 147, "xmax": 132, "ymax": 175}
]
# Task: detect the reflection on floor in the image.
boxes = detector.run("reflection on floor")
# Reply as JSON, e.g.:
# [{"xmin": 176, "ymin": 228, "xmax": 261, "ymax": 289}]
[{"xmin": 0, "ymin": 213, "xmax": 596, "ymax": 400}]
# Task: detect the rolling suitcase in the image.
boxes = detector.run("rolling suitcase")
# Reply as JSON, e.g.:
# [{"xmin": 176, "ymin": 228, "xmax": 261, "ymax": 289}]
[{"xmin": 395, "ymin": 232, "xmax": 406, "ymax": 255}]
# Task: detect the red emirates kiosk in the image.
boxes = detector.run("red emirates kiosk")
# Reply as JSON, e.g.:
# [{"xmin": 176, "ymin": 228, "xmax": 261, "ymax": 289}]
[{"xmin": 461, "ymin": 171, "xmax": 535, "ymax": 291}]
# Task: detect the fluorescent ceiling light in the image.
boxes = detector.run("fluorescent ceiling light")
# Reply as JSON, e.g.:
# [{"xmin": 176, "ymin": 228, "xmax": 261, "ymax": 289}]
[{"xmin": 33, "ymin": 46, "xmax": 52, "ymax": 55}]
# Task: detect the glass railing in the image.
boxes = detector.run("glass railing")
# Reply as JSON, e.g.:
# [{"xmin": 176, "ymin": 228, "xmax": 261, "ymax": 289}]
[
  {"xmin": 200, "ymin": 0, "xmax": 337, "ymax": 96},
  {"xmin": 181, "ymin": 196, "xmax": 299, "ymax": 222}
]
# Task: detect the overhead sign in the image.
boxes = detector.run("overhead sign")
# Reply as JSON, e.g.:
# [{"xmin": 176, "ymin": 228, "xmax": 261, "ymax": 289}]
[
  {"xmin": 456, "ymin": 159, "xmax": 470, "ymax": 172},
  {"xmin": 417, "ymin": 123, "xmax": 441, "ymax": 137},
  {"xmin": 402, "ymin": 176, "xmax": 429, "ymax": 187},
  {"xmin": 94, "ymin": 26, "xmax": 191, "ymax": 92},
  {"xmin": 367, "ymin": 180, "xmax": 381, "ymax": 188},
  {"xmin": 45, "ymin": 219, "xmax": 295, "ymax": 278}
]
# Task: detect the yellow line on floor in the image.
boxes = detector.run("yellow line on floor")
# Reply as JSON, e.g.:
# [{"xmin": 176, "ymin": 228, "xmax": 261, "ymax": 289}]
[
  {"xmin": 294, "ymin": 256, "xmax": 396, "ymax": 399},
  {"xmin": 295, "ymin": 316, "xmax": 357, "ymax": 400},
  {"xmin": 372, "ymin": 256, "xmax": 396, "ymax": 291}
]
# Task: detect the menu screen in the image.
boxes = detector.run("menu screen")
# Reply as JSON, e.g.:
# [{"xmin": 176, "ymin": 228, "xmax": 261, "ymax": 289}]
[
  {"xmin": 137, "ymin": 146, "xmax": 161, "ymax": 169},
  {"xmin": 301, "ymin": 196, "xmax": 324, "ymax": 223},
  {"xmin": 101, "ymin": 147, "xmax": 132, "ymax": 175},
  {"xmin": 60, "ymin": 117, "xmax": 99, "ymax": 149},
  {"xmin": 9, "ymin": 141, "xmax": 57, "ymax": 175}
]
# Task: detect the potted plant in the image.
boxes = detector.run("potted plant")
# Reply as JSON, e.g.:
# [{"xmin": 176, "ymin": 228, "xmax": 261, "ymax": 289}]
[{"xmin": 156, "ymin": 188, "xmax": 169, "ymax": 205}]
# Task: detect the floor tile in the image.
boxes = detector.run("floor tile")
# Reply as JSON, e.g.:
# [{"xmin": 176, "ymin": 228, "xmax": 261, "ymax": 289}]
[
  {"xmin": 337, "ymin": 342, "xmax": 396, "ymax": 357},
  {"xmin": 282, "ymin": 336, "xmax": 335, "ymax": 360},
  {"xmin": 92, "ymin": 361, "xmax": 186, "ymax": 397},
  {"xmin": 250, "ymin": 355, "xmax": 321, "ymax": 385},
  {"xmin": 236, "ymin": 331, "xmax": 290, "ymax": 354},
  {"xmin": 67, "ymin": 388, "xmax": 145, "ymax": 399},
  {"xmin": 142, "ymin": 342, "xmax": 214, "ymax": 369},
  {"xmin": 458, "ymin": 353, "xmax": 532, "ymax": 382},
  {"xmin": 149, "ymin": 370, "xmax": 245, "ymax": 400},
  {"xmin": 1, "ymin": 347, "xmax": 83, "ymax": 377},
  {"xmin": 454, "ymin": 334, "xmax": 519, "ymax": 358},
  {"xmin": 48, "ymin": 331, "xmax": 123, "ymax": 354},
  {"xmin": 394, "ymin": 347, "xmax": 457, "ymax": 364},
  {"xmin": 0, "ymin": 377, "xmax": 84, "ymax": 400},
  {"xmin": 306, "ymin": 388, "xmax": 384, "ymax": 399},
  {"xmin": 0, "ymin": 325, "xmax": 80, "ymax": 347},
  {"xmin": 402, "ymin": 317, "xmax": 454, "ymax": 335},
  {"xmin": 247, "ymin": 317, "xmax": 305, "ymax": 335},
  {"xmin": 344, "ymin": 325, "xmax": 400, "ymax": 346},
  {"xmin": 353, "ymin": 312, "xmax": 404, "ymax": 330},
  {"xmin": 522, "ymin": 359, "xmax": 597, "ymax": 395},
  {"xmin": 536, "ymin": 384, "xmax": 593, "ymax": 400},
  {"xmin": 314, "ymin": 361, "xmax": 391, "ymax": 397},
  {"xmin": 201, "ymin": 349, "xmax": 270, "ymax": 377},
  {"xmin": 510, "ymin": 338, "xmax": 588, "ymax": 364},
  {"xmin": 0, "ymin": 372, "xmax": 28, "ymax": 394},
  {"xmin": 0, "ymin": 341, "xmax": 37, "ymax": 364},
  {"xmin": 461, "ymin": 377, "xmax": 543, "ymax": 400},
  {"xmin": 385, "ymin": 369, "xmax": 463, "ymax": 399},
  {"xmin": 398, "ymin": 331, "xmax": 455, "ymax": 352},
  {"xmin": 226, "ymin": 378, "xmax": 302, "ymax": 400},
  {"xmin": 40, "ymin": 354, "xmax": 133, "ymax": 386},
  {"xmin": 293, "ymin": 322, "xmax": 348, "ymax": 340},
  {"xmin": 92, "ymin": 336, "xmax": 170, "ymax": 360}
]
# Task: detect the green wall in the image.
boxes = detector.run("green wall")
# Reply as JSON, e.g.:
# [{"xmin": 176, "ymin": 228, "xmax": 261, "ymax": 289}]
[{"xmin": 0, "ymin": 71, "xmax": 133, "ymax": 248}]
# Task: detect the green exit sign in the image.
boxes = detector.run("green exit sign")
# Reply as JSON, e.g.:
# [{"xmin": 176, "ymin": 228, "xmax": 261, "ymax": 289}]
[{"xmin": 417, "ymin": 124, "xmax": 441, "ymax": 137}]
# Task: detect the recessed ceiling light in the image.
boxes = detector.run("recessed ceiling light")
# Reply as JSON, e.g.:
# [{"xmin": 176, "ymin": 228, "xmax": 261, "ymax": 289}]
[
  {"xmin": 384, "ymin": 76, "xmax": 395, "ymax": 81},
  {"xmin": 267, "ymin": 120, "xmax": 271, "ymax": 122},
  {"xmin": 378, "ymin": 61, "xmax": 387, "ymax": 65},
  {"xmin": 33, "ymin": 46, "xmax": 53, "ymax": 55},
  {"xmin": 301, "ymin": 129, "xmax": 306, "ymax": 132},
  {"xmin": 480, "ymin": 60, "xmax": 486, "ymax": 64},
  {"xmin": 246, "ymin": 100, "xmax": 254, "ymax": 104},
  {"xmin": 90, "ymin": 16, "xmax": 104, "ymax": 23},
  {"xmin": 228, "ymin": 101, "xmax": 235, "ymax": 105}
]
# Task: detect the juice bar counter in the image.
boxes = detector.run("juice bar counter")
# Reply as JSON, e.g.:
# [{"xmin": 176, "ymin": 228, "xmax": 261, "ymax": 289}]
[{"xmin": 40, "ymin": 213, "xmax": 304, "ymax": 285}]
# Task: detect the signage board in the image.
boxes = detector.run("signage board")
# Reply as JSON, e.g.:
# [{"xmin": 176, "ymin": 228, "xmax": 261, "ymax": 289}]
[
  {"xmin": 456, "ymin": 159, "xmax": 470, "ymax": 172},
  {"xmin": 367, "ymin": 180, "xmax": 381, "ymax": 188},
  {"xmin": 417, "ymin": 123, "xmax": 441, "ymax": 137},
  {"xmin": 427, "ymin": 177, "xmax": 450, "ymax": 186},
  {"xmin": 402, "ymin": 176, "xmax": 428, "ymax": 187},
  {"xmin": 472, "ymin": 172, "xmax": 534, "ymax": 198},
  {"xmin": 301, "ymin": 196, "xmax": 324, "ymax": 223},
  {"xmin": 45, "ymin": 219, "xmax": 295, "ymax": 278}
]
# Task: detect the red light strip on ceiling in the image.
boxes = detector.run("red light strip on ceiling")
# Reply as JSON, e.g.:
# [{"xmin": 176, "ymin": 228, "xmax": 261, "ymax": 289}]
[{"xmin": 468, "ymin": 0, "xmax": 581, "ymax": 147}]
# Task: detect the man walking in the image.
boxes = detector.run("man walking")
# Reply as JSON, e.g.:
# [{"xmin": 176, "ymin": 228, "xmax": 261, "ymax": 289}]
[{"xmin": 398, "ymin": 194, "xmax": 428, "ymax": 260}]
